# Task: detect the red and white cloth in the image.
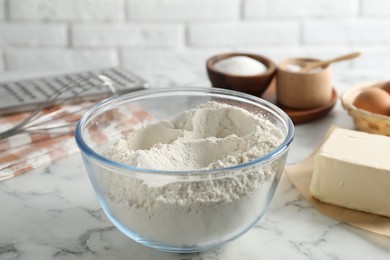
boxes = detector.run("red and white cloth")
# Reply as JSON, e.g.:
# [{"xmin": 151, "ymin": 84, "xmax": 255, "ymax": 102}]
[{"xmin": 0, "ymin": 102, "xmax": 152, "ymax": 182}]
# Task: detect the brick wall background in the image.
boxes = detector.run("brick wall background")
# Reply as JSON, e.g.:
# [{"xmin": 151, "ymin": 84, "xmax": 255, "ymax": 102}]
[{"xmin": 0, "ymin": 0, "xmax": 390, "ymax": 74}]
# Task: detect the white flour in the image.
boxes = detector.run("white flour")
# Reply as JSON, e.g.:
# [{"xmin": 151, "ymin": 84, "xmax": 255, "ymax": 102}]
[{"xmin": 99, "ymin": 101, "xmax": 284, "ymax": 247}]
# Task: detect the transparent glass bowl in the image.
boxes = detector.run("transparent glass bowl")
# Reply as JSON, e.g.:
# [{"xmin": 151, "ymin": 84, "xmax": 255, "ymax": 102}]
[{"xmin": 75, "ymin": 87, "xmax": 294, "ymax": 253}]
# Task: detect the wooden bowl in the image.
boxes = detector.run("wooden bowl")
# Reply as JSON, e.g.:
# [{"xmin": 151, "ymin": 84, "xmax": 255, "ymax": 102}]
[
  {"xmin": 206, "ymin": 53, "xmax": 276, "ymax": 97},
  {"xmin": 277, "ymin": 58, "xmax": 333, "ymax": 109},
  {"xmin": 341, "ymin": 81, "xmax": 390, "ymax": 136}
]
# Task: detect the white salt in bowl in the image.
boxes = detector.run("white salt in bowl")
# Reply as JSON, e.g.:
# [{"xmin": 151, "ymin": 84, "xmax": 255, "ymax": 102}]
[{"xmin": 75, "ymin": 87, "xmax": 294, "ymax": 253}]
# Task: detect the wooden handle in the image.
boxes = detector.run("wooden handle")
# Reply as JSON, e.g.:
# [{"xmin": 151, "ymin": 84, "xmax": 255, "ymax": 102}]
[{"xmin": 300, "ymin": 52, "xmax": 361, "ymax": 73}]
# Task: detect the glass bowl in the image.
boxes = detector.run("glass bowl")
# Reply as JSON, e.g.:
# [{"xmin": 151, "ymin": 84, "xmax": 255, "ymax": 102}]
[{"xmin": 75, "ymin": 87, "xmax": 294, "ymax": 253}]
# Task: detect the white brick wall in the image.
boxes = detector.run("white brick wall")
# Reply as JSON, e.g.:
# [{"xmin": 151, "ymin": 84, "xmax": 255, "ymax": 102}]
[
  {"xmin": 0, "ymin": 0, "xmax": 4, "ymax": 20},
  {"xmin": 0, "ymin": 0, "xmax": 389, "ymax": 72},
  {"xmin": 0, "ymin": 51, "xmax": 4, "ymax": 71},
  {"xmin": 0, "ymin": 23, "xmax": 66, "ymax": 47},
  {"xmin": 244, "ymin": 0, "xmax": 358, "ymax": 19},
  {"xmin": 121, "ymin": 49, "xmax": 230, "ymax": 70},
  {"xmin": 361, "ymin": 0, "xmax": 390, "ymax": 16},
  {"xmin": 127, "ymin": 0, "xmax": 240, "ymax": 21},
  {"xmin": 303, "ymin": 20, "xmax": 390, "ymax": 45},
  {"xmin": 5, "ymin": 48, "xmax": 118, "ymax": 70},
  {"xmin": 72, "ymin": 23, "xmax": 183, "ymax": 47},
  {"xmin": 9, "ymin": 0, "xmax": 125, "ymax": 21},
  {"xmin": 188, "ymin": 21, "xmax": 299, "ymax": 47}
]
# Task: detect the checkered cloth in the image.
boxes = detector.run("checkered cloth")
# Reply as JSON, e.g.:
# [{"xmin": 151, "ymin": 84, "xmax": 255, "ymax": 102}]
[{"xmin": 0, "ymin": 102, "xmax": 152, "ymax": 182}]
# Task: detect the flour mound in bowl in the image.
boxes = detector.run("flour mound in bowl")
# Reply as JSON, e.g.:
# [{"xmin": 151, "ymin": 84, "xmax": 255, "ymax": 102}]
[
  {"xmin": 104, "ymin": 101, "xmax": 283, "ymax": 171},
  {"xmin": 99, "ymin": 101, "xmax": 286, "ymax": 247}
]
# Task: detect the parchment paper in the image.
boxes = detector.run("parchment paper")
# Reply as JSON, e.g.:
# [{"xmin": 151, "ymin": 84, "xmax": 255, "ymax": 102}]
[{"xmin": 285, "ymin": 126, "xmax": 390, "ymax": 237}]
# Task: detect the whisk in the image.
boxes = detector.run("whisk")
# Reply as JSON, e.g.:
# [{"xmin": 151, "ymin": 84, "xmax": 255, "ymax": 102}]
[{"xmin": 0, "ymin": 74, "xmax": 118, "ymax": 140}]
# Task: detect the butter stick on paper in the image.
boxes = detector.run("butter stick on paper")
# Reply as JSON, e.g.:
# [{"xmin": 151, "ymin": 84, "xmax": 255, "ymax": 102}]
[{"xmin": 285, "ymin": 126, "xmax": 390, "ymax": 237}]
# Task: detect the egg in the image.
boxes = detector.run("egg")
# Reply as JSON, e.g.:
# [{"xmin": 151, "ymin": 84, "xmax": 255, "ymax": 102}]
[
  {"xmin": 353, "ymin": 88, "xmax": 390, "ymax": 116},
  {"xmin": 380, "ymin": 81, "xmax": 390, "ymax": 94}
]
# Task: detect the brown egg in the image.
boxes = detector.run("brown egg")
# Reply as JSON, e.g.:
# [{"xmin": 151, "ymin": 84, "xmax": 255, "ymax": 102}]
[
  {"xmin": 353, "ymin": 88, "xmax": 390, "ymax": 115},
  {"xmin": 381, "ymin": 81, "xmax": 390, "ymax": 94}
]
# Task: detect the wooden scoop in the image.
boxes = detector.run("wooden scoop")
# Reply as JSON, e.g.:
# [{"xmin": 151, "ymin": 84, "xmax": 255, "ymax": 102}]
[{"xmin": 300, "ymin": 52, "xmax": 361, "ymax": 73}]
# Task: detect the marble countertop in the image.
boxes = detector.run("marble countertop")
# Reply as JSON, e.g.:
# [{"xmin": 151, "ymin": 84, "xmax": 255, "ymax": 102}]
[{"xmin": 1, "ymin": 69, "xmax": 390, "ymax": 260}]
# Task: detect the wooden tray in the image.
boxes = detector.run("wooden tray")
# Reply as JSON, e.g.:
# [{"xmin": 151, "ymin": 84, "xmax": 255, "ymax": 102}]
[{"xmin": 261, "ymin": 82, "xmax": 337, "ymax": 125}]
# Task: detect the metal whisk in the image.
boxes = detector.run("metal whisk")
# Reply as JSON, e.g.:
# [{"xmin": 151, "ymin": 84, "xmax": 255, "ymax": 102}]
[{"xmin": 0, "ymin": 74, "xmax": 118, "ymax": 140}]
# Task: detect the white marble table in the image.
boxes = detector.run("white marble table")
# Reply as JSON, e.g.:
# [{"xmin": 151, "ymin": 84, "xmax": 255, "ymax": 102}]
[{"xmin": 1, "ymin": 69, "xmax": 390, "ymax": 260}]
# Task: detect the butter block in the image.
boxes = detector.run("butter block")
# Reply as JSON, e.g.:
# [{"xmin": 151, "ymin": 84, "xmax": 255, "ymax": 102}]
[{"xmin": 310, "ymin": 128, "xmax": 390, "ymax": 217}]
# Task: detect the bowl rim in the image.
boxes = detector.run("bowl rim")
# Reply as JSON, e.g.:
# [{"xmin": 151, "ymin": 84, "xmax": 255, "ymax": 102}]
[
  {"xmin": 206, "ymin": 52, "xmax": 276, "ymax": 78},
  {"xmin": 75, "ymin": 87, "xmax": 294, "ymax": 176},
  {"xmin": 278, "ymin": 57, "xmax": 331, "ymax": 75}
]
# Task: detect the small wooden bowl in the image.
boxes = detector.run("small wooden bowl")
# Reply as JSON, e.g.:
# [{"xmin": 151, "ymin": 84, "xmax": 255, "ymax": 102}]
[
  {"xmin": 341, "ymin": 81, "xmax": 390, "ymax": 136},
  {"xmin": 206, "ymin": 53, "xmax": 276, "ymax": 97},
  {"xmin": 277, "ymin": 58, "xmax": 333, "ymax": 109}
]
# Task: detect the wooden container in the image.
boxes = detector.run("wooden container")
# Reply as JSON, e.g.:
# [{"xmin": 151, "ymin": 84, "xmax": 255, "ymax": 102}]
[
  {"xmin": 277, "ymin": 58, "xmax": 333, "ymax": 109},
  {"xmin": 341, "ymin": 81, "xmax": 390, "ymax": 136},
  {"xmin": 206, "ymin": 53, "xmax": 276, "ymax": 97}
]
